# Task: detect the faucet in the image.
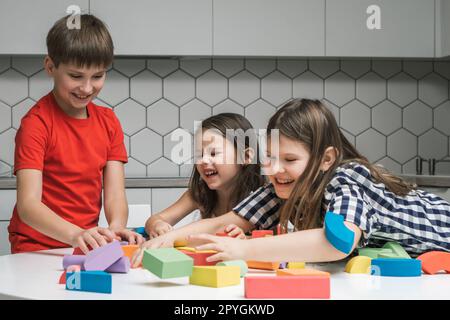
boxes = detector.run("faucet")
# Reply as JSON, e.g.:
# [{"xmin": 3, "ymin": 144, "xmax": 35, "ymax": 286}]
[
  {"xmin": 415, "ymin": 157, "xmax": 427, "ymax": 175},
  {"xmin": 428, "ymin": 158, "xmax": 450, "ymax": 175}
]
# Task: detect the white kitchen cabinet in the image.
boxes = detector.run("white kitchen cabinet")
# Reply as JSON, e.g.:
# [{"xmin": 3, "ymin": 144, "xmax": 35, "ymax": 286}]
[
  {"xmin": 0, "ymin": 0, "xmax": 89, "ymax": 55},
  {"xmin": 436, "ymin": 0, "xmax": 450, "ymax": 57},
  {"xmin": 213, "ymin": 0, "xmax": 325, "ymax": 56},
  {"xmin": 90, "ymin": 0, "xmax": 213, "ymax": 56}
]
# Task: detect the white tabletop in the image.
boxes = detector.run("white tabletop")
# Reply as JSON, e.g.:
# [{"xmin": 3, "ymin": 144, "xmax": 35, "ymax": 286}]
[{"xmin": 0, "ymin": 248, "xmax": 449, "ymax": 300}]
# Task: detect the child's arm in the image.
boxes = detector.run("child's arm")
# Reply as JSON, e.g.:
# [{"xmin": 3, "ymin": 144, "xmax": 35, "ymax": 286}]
[
  {"xmin": 103, "ymin": 160, "xmax": 144, "ymax": 245},
  {"xmin": 191, "ymin": 222, "xmax": 362, "ymax": 263},
  {"xmin": 144, "ymin": 190, "xmax": 198, "ymax": 238},
  {"xmin": 16, "ymin": 169, "xmax": 116, "ymax": 253}
]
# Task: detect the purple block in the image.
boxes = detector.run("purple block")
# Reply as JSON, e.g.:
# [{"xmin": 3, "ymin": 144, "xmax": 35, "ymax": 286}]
[
  {"xmin": 83, "ymin": 241, "xmax": 123, "ymax": 271},
  {"xmin": 105, "ymin": 257, "xmax": 130, "ymax": 273},
  {"xmin": 63, "ymin": 255, "xmax": 86, "ymax": 270},
  {"xmin": 120, "ymin": 241, "xmax": 129, "ymax": 246},
  {"xmin": 279, "ymin": 262, "xmax": 288, "ymax": 269}
]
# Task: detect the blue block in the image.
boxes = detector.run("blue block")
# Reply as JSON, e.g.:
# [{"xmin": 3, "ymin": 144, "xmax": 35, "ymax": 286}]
[
  {"xmin": 371, "ymin": 258, "xmax": 422, "ymax": 277},
  {"xmin": 66, "ymin": 271, "xmax": 112, "ymax": 294},
  {"xmin": 324, "ymin": 211, "xmax": 355, "ymax": 254},
  {"xmin": 134, "ymin": 227, "xmax": 149, "ymax": 239}
]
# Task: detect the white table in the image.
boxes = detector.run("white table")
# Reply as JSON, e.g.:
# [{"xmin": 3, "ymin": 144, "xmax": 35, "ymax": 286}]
[{"xmin": 0, "ymin": 248, "xmax": 449, "ymax": 300}]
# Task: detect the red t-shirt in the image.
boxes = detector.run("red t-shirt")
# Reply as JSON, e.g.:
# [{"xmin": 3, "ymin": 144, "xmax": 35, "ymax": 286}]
[{"xmin": 8, "ymin": 92, "xmax": 128, "ymax": 253}]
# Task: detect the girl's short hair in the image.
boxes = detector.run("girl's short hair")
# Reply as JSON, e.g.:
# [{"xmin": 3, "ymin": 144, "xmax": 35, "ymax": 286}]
[
  {"xmin": 46, "ymin": 14, "xmax": 113, "ymax": 68},
  {"xmin": 189, "ymin": 113, "xmax": 265, "ymax": 218}
]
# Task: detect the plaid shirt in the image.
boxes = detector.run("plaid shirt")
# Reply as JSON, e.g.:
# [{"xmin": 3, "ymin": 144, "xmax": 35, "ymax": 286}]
[{"xmin": 233, "ymin": 162, "xmax": 450, "ymax": 255}]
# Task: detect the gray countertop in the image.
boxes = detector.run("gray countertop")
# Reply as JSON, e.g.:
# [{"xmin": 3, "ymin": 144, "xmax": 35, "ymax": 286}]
[{"xmin": 0, "ymin": 175, "xmax": 449, "ymax": 189}]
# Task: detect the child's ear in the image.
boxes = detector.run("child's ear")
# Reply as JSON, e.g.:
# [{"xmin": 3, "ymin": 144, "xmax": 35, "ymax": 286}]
[
  {"xmin": 44, "ymin": 56, "xmax": 55, "ymax": 76},
  {"xmin": 320, "ymin": 146, "xmax": 337, "ymax": 172},
  {"xmin": 243, "ymin": 147, "xmax": 255, "ymax": 166}
]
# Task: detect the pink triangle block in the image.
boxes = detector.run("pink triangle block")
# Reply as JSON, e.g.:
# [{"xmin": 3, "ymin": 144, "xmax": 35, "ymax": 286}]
[{"xmin": 83, "ymin": 241, "xmax": 123, "ymax": 271}]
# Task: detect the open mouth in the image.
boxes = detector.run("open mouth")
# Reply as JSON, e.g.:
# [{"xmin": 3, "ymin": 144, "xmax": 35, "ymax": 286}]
[
  {"xmin": 275, "ymin": 177, "xmax": 294, "ymax": 185},
  {"xmin": 204, "ymin": 170, "xmax": 218, "ymax": 177},
  {"xmin": 72, "ymin": 93, "xmax": 92, "ymax": 101}
]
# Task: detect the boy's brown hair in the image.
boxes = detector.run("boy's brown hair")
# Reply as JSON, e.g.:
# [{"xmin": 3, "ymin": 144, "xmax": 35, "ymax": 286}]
[{"xmin": 47, "ymin": 14, "xmax": 113, "ymax": 68}]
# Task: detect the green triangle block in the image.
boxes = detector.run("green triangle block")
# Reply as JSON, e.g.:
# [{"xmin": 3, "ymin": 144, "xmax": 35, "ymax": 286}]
[
  {"xmin": 143, "ymin": 248, "xmax": 193, "ymax": 279},
  {"xmin": 358, "ymin": 247, "xmax": 392, "ymax": 259},
  {"xmin": 382, "ymin": 241, "xmax": 411, "ymax": 259}
]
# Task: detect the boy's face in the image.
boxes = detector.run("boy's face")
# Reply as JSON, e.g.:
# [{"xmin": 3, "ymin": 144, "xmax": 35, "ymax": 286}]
[{"xmin": 45, "ymin": 57, "xmax": 106, "ymax": 111}]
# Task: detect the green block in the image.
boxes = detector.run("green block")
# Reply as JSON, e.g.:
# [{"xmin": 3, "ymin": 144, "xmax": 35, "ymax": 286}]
[
  {"xmin": 378, "ymin": 252, "xmax": 402, "ymax": 259},
  {"xmin": 358, "ymin": 247, "xmax": 392, "ymax": 259},
  {"xmin": 216, "ymin": 260, "xmax": 248, "ymax": 277},
  {"xmin": 142, "ymin": 248, "xmax": 193, "ymax": 279},
  {"xmin": 382, "ymin": 242, "xmax": 411, "ymax": 259}
]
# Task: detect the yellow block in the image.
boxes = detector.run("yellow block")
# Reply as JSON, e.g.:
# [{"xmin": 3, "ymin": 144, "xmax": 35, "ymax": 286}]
[
  {"xmin": 176, "ymin": 246, "xmax": 196, "ymax": 252},
  {"xmin": 345, "ymin": 256, "xmax": 372, "ymax": 274},
  {"xmin": 277, "ymin": 268, "xmax": 330, "ymax": 277},
  {"xmin": 174, "ymin": 239, "xmax": 188, "ymax": 247},
  {"xmin": 189, "ymin": 266, "xmax": 241, "ymax": 288},
  {"xmin": 287, "ymin": 262, "xmax": 305, "ymax": 269},
  {"xmin": 247, "ymin": 261, "xmax": 279, "ymax": 270}
]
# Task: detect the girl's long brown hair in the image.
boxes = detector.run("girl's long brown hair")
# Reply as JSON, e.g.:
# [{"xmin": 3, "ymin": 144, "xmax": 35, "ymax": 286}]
[
  {"xmin": 268, "ymin": 99, "xmax": 416, "ymax": 231},
  {"xmin": 189, "ymin": 113, "xmax": 265, "ymax": 218}
]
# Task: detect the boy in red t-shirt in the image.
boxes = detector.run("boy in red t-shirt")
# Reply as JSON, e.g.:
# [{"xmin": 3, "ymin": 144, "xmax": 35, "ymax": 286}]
[{"xmin": 8, "ymin": 14, "xmax": 144, "ymax": 254}]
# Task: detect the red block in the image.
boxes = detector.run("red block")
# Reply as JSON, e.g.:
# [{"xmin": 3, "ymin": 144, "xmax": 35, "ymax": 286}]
[
  {"xmin": 251, "ymin": 230, "xmax": 273, "ymax": 238},
  {"xmin": 417, "ymin": 251, "xmax": 450, "ymax": 275},
  {"xmin": 244, "ymin": 276, "xmax": 330, "ymax": 299},
  {"xmin": 179, "ymin": 250, "xmax": 217, "ymax": 266},
  {"xmin": 58, "ymin": 271, "xmax": 66, "ymax": 284}
]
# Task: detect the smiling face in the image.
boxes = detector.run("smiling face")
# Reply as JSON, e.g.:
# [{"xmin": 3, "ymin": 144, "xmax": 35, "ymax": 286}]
[
  {"xmin": 45, "ymin": 57, "xmax": 106, "ymax": 118},
  {"xmin": 266, "ymin": 134, "xmax": 311, "ymax": 199}
]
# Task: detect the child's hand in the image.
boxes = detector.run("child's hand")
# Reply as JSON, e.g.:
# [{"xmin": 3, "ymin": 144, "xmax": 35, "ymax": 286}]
[
  {"xmin": 188, "ymin": 233, "xmax": 249, "ymax": 263},
  {"xmin": 71, "ymin": 227, "xmax": 117, "ymax": 254},
  {"xmin": 130, "ymin": 235, "xmax": 175, "ymax": 268},
  {"xmin": 109, "ymin": 227, "xmax": 145, "ymax": 245},
  {"xmin": 149, "ymin": 220, "xmax": 173, "ymax": 238},
  {"xmin": 224, "ymin": 224, "xmax": 247, "ymax": 239}
]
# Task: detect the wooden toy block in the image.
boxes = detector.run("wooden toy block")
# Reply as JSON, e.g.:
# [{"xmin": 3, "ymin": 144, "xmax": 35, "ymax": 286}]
[
  {"xmin": 279, "ymin": 262, "xmax": 288, "ymax": 269},
  {"xmin": 63, "ymin": 255, "xmax": 85, "ymax": 269},
  {"xmin": 382, "ymin": 241, "xmax": 411, "ymax": 259},
  {"xmin": 122, "ymin": 244, "xmax": 139, "ymax": 260},
  {"xmin": 174, "ymin": 239, "xmax": 188, "ymax": 247},
  {"xmin": 287, "ymin": 262, "xmax": 305, "ymax": 269},
  {"xmin": 358, "ymin": 247, "xmax": 392, "ymax": 259},
  {"xmin": 176, "ymin": 246, "xmax": 196, "ymax": 252},
  {"xmin": 133, "ymin": 227, "xmax": 148, "ymax": 238},
  {"xmin": 182, "ymin": 251, "xmax": 217, "ymax": 266},
  {"xmin": 246, "ymin": 260, "xmax": 279, "ymax": 270},
  {"xmin": 244, "ymin": 276, "xmax": 330, "ymax": 299},
  {"xmin": 72, "ymin": 247, "xmax": 85, "ymax": 255},
  {"xmin": 67, "ymin": 265, "xmax": 82, "ymax": 273},
  {"xmin": 324, "ymin": 211, "xmax": 355, "ymax": 254},
  {"xmin": 63, "ymin": 254, "xmax": 130, "ymax": 273},
  {"xmin": 371, "ymin": 258, "xmax": 422, "ymax": 277},
  {"xmin": 119, "ymin": 241, "xmax": 129, "ymax": 245},
  {"xmin": 83, "ymin": 241, "xmax": 123, "ymax": 271},
  {"xmin": 142, "ymin": 248, "xmax": 193, "ymax": 279},
  {"xmin": 417, "ymin": 251, "xmax": 450, "ymax": 275},
  {"xmin": 58, "ymin": 271, "xmax": 66, "ymax": 284},
  {"xmin": 66, "ymin": 271, "xmax": 112, "ymax": 294},
  {"xmin": 189, "ymin": 266, "xmax": 241, "ymax": 288},
  {"xmin": 217, "ymin": 260, "xmax": 248, "ymax": 277},
  {"xmin": 277, "ymin": 268, "xmax": 330, "ymax": 277},
  {"xmin": 345, "ymin": 256, "xmax": 372, "ymax": 274},
  {"xmin": 251, "ymin": 230, "xmax": 274, "ymax": 238}
]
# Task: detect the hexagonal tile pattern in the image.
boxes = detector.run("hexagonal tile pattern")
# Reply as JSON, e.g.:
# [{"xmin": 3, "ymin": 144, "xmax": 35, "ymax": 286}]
[
  {"xmin": 125, "ymin": 157, "xmax": 147, "ymax": 177},
  {"xmin": 309, "ymin": 60, "xmax": 339, "ymax": 78},
  {"xmin": 180, "ymin": 163, "xmax": 194, "ymax": 177},
  {"xmin": 29, "ymin": 70, "xmax": 53, "ymax": 101},
  {"xmin": 356, "ymin": 129, "xmax": 386, "ymax": 162},
  {"xmin": 403, "ymin": 61, "xmax": 433, "ymax": 79},
  {"xmin": 147, "ymin": 99, "xmax": 179, "ymax": 135},
  {"xmin": 130, "ymin": 129, "xmax": 162, "ymax": 165},
  {"xmin": 97, "ymin": 70, "xmax": 129, "ymax": 106},
  {"xmin": 341, "ymin": 60, "xmax": 370, "ymax": 79},
  {"xmin": 180, "ymin": 99, "xmax": 211, "ymax": 133},
  {"xmin": 213, "ymin": 100, "xmax": 244, "ymax": 115},
  {"xmin": 164, "ymin": 70, "xmax": 195, "ymax": 106},
  {"xmin": 376, "ymin": 157, "xmax": 401, "ymax": 174},
  {"xmin": 340, "ymin": 128, "xmax": 355, "ymax": 146},
  {"xmin": 293, "ymin": 71, "xmax": 323, "ymax": 100},
  {"xmin": 213, "ymin": 59, "xmax": 244, "ymax": 77},
  {"xmin": 0, "ymin": 101, "xmax": 11, "ymax": 133},
  {"xmin": 147, "ymin": 59, "xmax": 178, "ymax": 77},
  {"xmin": 0, "ymin": 57, "xmax": 10, "ymax": 73},
  {"xmin": 323, "ymin": 99, "xmax": 340, "ymax": 125},
  {"xmin": 434, "ymin": 101, "xmax": 450, "ymax": 135},
  {"xmin": 418, "ymin": 73, "xmax": 448, "ymax": 107},
  {"xmin": 113, "ymin": 59, "xmax": 145, "ymax": 77},
  {"xmin": 402, "ymin": 158, "xmax": 417, "ymax": 174},
  {"xmin": 0, "ymin": 128, "xmax": 16, "ymax": 165},
  {"xmin": 130, "ymin": 70, "xmax": 162, "ymax": 106},
  {"xmin": 245, "ymin": 100, "xmax": 276, "ymax": 131},
  {"xmin": 92, "ymin": 97, "xmax": 113, "ymax": 109},
  {"xmin": 372, "ymin": 60, "xmax": 402, "ymax": 78},
  {"xmin": 372, "ymin": 100, "xmax": 402, "ymax": 135},
  {"xmin": 0, "ymin": 69, "xmax": 28, "ymax": 105},
  {"xmin": 114, "ymin": 99, "xmax": 146, "ymax": 136},
  {"xmin": 12, "ymin": 57, "xmax": 44, "ymax": 76},
  {"xmin": 180, "ymin": 59, "xmax": 211, "ymax": 77},
  {"xmin": 12, "ymin": 98, "xmax": 35, "ymax": 129},
  {"xmin": 356, "ymin": 72, "xmax": 386, "ymax": 107},
  {"xmin": 147, "ymin": 157, "xmax": 179, "ymax": 177},
  {"xmin": 196, "ymin": 71, "xmax": 227, "ymax": 106},
  {"xmin": 340, "ymin": 100, "xmax": 370, "ymax": 135},
  {"xmin": 246, "ymin": 59, "xmax": 276, "ymax": 78},
  {"xmin": 403, "ymin": 101, "xmax": 432, "ymax": 135},
  {"xmin": 276, "ymin": 60, "xmax": 307, "ymax": 78},
  {"xmin": 434, "ymin": 61, "xmax": 450, "ymax": 79},
  {"xmin": 261, "ymin": 71, "xmax": 291, "ymax": 106},
  {"xmin": 229, "ymin": 71, "xmax": 260, "ymax": 106},
  {"xmin": 387, "ymin": 73, "xmax": 417, "ymax": 107},
  {"xmin": 325, "ymin": 72, "xmax": 355, "ymax": 106},
  {"xmin": 164, "ymin": 129, "xmax": 193, "ymax": 164},
  {"xmin": 0, "ymin": 160, "xmax": 12, "ymax": 177},
  {"xmin": 387, "ymin": 129, "xmax": 417, "ymax": 164},
  {"xmin": 418, "ymin": 129, "xmax": 448, "ymax": 159}
]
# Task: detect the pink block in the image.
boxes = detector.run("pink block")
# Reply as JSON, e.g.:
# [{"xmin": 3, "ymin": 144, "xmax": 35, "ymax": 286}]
[
  {"xmin": 83, "ymin": 241, "xmax": 123, "ymax": 271},
  {"xmin": 67, "ymin": 265, "xmax": 81, "ymax": 273}
]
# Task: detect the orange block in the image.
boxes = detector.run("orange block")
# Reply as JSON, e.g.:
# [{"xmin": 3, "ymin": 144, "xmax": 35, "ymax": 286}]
[
  {"xmin": 417, "ymin": 251, "xmax": 450, "ymax": 275},
  {"xmin": 122, "ymin": 244, "xmax": 139, "ymax": 260},
  {"xmin": 245, "ymin": 276, "xmax": 330, "ymax": 299},
  {"xmin": 277, "ymin": 268, "xmax": 330, "ymax": 277},
  {"xmin": 247, "ymin": 261, "xmax": 279, "ymax": 270},
  {"xmin": 251, "ymin": 230, "xmax": 274, "ymax": 238}
]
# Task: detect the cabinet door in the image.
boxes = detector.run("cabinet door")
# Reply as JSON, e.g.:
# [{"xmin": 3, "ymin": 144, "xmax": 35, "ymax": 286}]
[
  {"xmin": 436, "ymin": 0, "xmax": 450, "ymax": 57},
  {"xmin": 0, "ymin": 0, "xmax": 89, "ymax": 55},
  {"xmin": 213, "ymin": 0, "xmax": 325, "ymax": 56},
  {"xmin": 326, "ymin": 0, "xmax": 435, "ymax": 57},
  {"xmin": 90, "ymin": 0, "xmax": 212, "ymax": 56}
]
